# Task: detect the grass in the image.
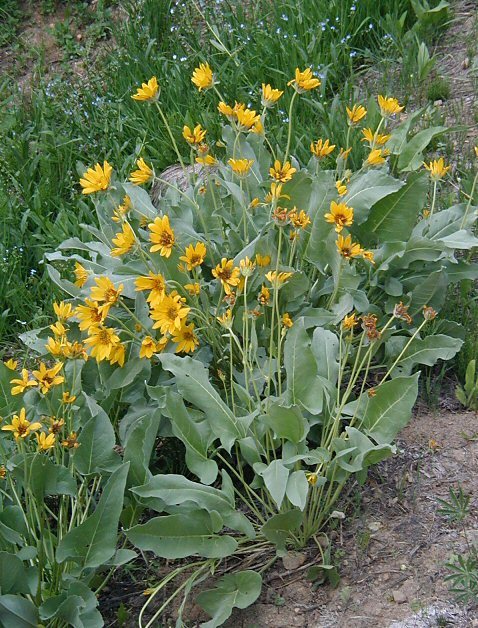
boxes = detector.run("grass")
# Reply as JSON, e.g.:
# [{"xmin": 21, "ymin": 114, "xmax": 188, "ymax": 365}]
[{"xmin": 0, "ymin": 0, "xmax": 460, "ymax": 346}]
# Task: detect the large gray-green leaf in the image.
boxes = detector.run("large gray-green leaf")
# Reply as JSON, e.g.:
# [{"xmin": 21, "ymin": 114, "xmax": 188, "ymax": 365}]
[
  {"xmin": 123, "ymin": 412, "xmax": 161, "ymax": 488},
  {"xmin": 11, "ymin": 455, "xmax": 76, "ymax": 500},
  {"xmin": 164, "ymin": 390, "xmax": 218, "ymax": 484},
  {"xmin": 285, "ymin": 471, "xmax": 309, "ymax": 511},
  {"xmin": 159, "ymin": 354, "xmax": 246, "ymax": 451},
  {"xmin": 343, "ymin": 170, "xmax": 404, "ymax": 224},
  {"xmin": 56, "ymin": 463, "xmax": 129, "ymax": 573},
  {"xmin": 261, "ymin": 510, "xmax": 303, "ymax": 552},
  {"xmin": 409, "ymin": 269, "xmax": 448, "ymax": 315},
  {"xmin": 73, "ymin": 401, "xmax": 121, "ymax": 475},
  {"xmin": 360, "ymin": 172, "xmax": 428, "ymax": 242},
  {"xmin": 126, "ymin": 511, "xmax": 237, "ymax": 559},
  {"xmin": 198, "ymin": 570, "xmax": 262, "ymax": 628},
  {"xmin": 392, "ymin": 335, "xmax": 463, "ymax": 376},
  {"xmin": 261, "ymin": 403, "xmax": 309, "ymax": 444},
  {"xmin": 0, "ymin": 553, "xmax": 37, "ymax": 595},
  {"xmin": 397, "ymin": 126, "xmax": 447, "ymax": 171},
  {"xmin": 257, "ymin": 460, "xmax": 289, "ymax": 508},
  {"xmin": 0, "ymin": 595, "xmax": 39, "ymax": 627}
]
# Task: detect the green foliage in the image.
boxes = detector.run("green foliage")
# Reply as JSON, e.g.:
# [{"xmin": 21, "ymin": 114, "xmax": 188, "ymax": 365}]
[
  {"xmin": 455, "ymin": 359, "xmax": 478, "ymax": 410},
  {"xmin": 426, "ymin": 76, "xmax": 451, "ymax": 102}
]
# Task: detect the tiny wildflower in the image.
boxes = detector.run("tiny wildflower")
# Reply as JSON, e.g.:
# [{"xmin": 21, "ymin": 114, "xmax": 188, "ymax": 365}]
[
  {"xmin": 288, "ymin": 67, "xmax": 321, "ymax": 92},
  {"xmin": 338, "ymin": 147, "xmax": 352, "ymax": 161},
  {"xmin": 423, "ymin": 158, "xmax": 451, "ymax": 181},
  {"xmin": 0, "ymin": 466, "xmax": 6, "ymax": 480},
  {"xmin": 140, "ymin": 336, "xmax": 159, "ymax": 359},
  {"xmin": 132, "ymin": 76, "xmax": 159, "ymax": 102},
  {"xmin": 149, "ymin": 215, "xmax": 175, "ymax": 257},
  {"xmin": 239, "ymin": 256, "xmax": 255, "ymax": 277},
  {"xmin": 76, "ymin": 299, "xmax": 109, "ymax": 331},
  {"xmin": 255, "ymin": 253, "xmax": 271, "ymax": 267},
  {"xmin": 217, "ymin": 309, "xmax": 233, "ymax": 328},
  {"xmin": 180, "ymin": 242, "xmax": 207, "ymax": 271},
  {"xmin": 129, "ymin": 158, "xmax": 153, "ymax": 185},
  {"xmin": 306, "ymin": 472, "xmax": 319, "ymax": 486},
  {"xmin": 212, "ymin": 258, "xmax": 241, "ymax": 294},
  {"xmin": 185, "ymin": 282, "xmax": 200, "ymax": 296},
  {"xmin": 342, "ymin": 312, "xmax": 358, "ymax": 330},
  {"xmin": 282, "ymin": 313, "xmax": 293, "ymax": 328},
  {"xmin": 393, "ymin": 301, "xmax": 412, "ymax": 324},
  {"xmin": 235, "ymin": 107, "xmax": 261, "ymax": 131},
  {"xmin": 62, "ymin": 432, "xmax": 80, "ymax": 449},
  {"xmin": 336, "ymin": 179, "xmax": 348, "ymax": 196},
  {"xmin": 325, "ymin": 201, "xmax": 354, "ymax": 232},
  {"xmin": 228, "ymin": 158, "xmax": 254, "ymax": 177},
  {"xmin": 250, "ymin": 197, "xmax": 260, "ymax": 208},
  {"xmin": 32, "ymin": 362, "xmax": 65, "ymax": 394},
  {"xmin": 377, "ymin": 95, "xmax": 404, "ymax": 117},
  {"xmin": 365, "ymin": 148, "xmax": 390, "ymax": 167},
  {"xmin": 2, "ymin": 408, "xmax": 42, "ymax": 441},
  {"xmin": 261, "ymin": 83, "xmax": 283, "ymax": 107},
  {"xmin": 361, "ymin": 128, "xmax": 391, "ymax": 146},
  {"xmin": 217, "ymin": 101, "xmax": 236, "ymax": 120},
  {"xmin": 289, "ymin": 208, "xmax": 311, "ymax": 229},
  {"xmin": 37, "ymin": 432, "xmax": 56, "ymax": 452},
  {"xmin": 258, "ymin": 285, "xmax": 270, "ymax": 305},
  {"xmin": 196, "ymin": 155, "xmax": 217, "ymax": 166},
  {"xmin": 4, "ymin": 359, "xmax": 17, "ymax": 370},
  {"xmin": 310, "ymin": 138, "xmax": 335, "ymax": 159},
  {"xmin": 265, "ymin": 271, "xmax": 293, "ymax": 287},
  {"xmin": 336, "ymin": 234, "xmax": 362, "ymax": 259},
  {"xmin": 11, "ymin": 369, "xmax": 38, "ymax": 395},
  {"xmin": 62, "ymin": 392, "xmax": 76, "ymax": 404},
  {"xmin": 265, "ymin": 182, "xmax": 290, "ymax": 203},
  {"xmin": 53, "ymin": 301, "xmax": 74, "ymax": 321},
  {"xmin": 112, "ymin": 195, "xmax": 132, "ymax": 222},
  {"xmin": 191, "ymin": 63, "xmax": 214, "ymax": 91},
  {"xmin": 368, "ymin": 388, "xmax": 377, "ymax": 398},
  {"xmin": 346, "ymin": 104, "xmax": 367, "ymax": 124},
  {"xmin": 270, "ymin": 159, "xmax": 296, "ymax": 183},
  {"xmin": 183, "ymin": 124, "xmax": 207, "ymax": 145},
  {"xmin": 79, "ymin": 161, "xmax": 112, "ymax": 195},
  {"xmin": 111, "ymin": 222, "xmax": 135, "ymax": 257}
]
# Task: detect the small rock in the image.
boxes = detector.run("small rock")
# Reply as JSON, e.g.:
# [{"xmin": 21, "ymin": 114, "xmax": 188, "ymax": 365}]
[
  {"xmin": 434, "ymin": 99, "xmax": 443, "ymax": 106},
  {"xmin": 367, "ymin": 521, "xmax": 382, "ymax": 532},
  {"xmin": 463, "ymin": 57, "xmax": 470, "ymax": 69},
  {"xmin": 393, "ymin": 589, "xmax": 408, "ymax": 604},
  {"xmin": 282, "ymin": 551, "xmax": 306, "ymax": 571}
]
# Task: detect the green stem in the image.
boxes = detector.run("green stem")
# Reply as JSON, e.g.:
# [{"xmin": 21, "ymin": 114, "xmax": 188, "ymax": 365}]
[{"xmin": 283, "ymin": 91, "xmax": 298, "ymax": 164}]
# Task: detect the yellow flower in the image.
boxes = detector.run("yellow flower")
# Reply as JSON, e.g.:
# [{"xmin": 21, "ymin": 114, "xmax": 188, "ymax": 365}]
[
  {"xmin": 265, "ymin": 182, "xmax": 290, "ymax": 203},
  {"xmin": 74, "ymin": 262, "xmax": 89, "ymax": 288},
  {"xmin": 129, "ymin": 157, "xmax": 153, "ymax": 185},
  {"xmin": 4, "ymin": 359, "xmax": 17, "ymax": 370},
  {"xmin": 342, "ymin": 312, "xmax": 358, "ymax": 330},
  {"xmin": 228, "ymin": 158, "xmax": 254, "ymax": 177},
  {"xmin": 265, "ymin": 271, "xmax": 293, "ymax": 287},
  {"xmin": 377, "ymin": 95, "xmax": 404, "ymax": 117},
  {"xmin": 149, "ymin": 215, "xmax": 175, "ymax": 257},
  {"xmin": 140, "ymin": 336, "xmax": 159, "ymax": 359},
  {"xmin": 150, "ymin": 292, "xmax": 190, "ymax": 334},
  {"xmin": 132, "ymin": 76, "xmax": 159, "ymax": 102},
  {"xmin": 135, "ymin": 272, "xmax": 166, "ymax": 307},
  {"xmin": 79, "ymin": 161, "xmax": 112, "ymax": 195},
  {"xmin": 195, "ymin": 155, "xmax": 217, "ymax": 166},
  {"xmin": 53, "ymin": 301, "xmax": 74, "ymax": 321},
  {"xmin": 32, "ymin": 362, "xmax": 65, "ymax": 394},
  {"xmin": 336, "ymin": 234, "xmax": 362, "ymax": 259},
  {"xmin": 37, "ymin": 431, "xmax": 56, "ymax": 452},
  {"xmin": 217, "ymin": 101, "xmax": 237, "ymax": 121},
  {"xmin": 258, "ymin": 285, "xmax": 270, "ymax": 305},
  {"xmin": 251, "ymin": 119, "xmax": 264, "ymax": 135},
  {"xmin": 112, "ymin": 195, "xmax": 132, "ymax": 223},
  {"xmin": 282, "ymin": 313, "xmax": 293, "ymax": 328},
  {"xmin": 217, "ymin": 309, "xmax": 233, "ymax": 328},
  {"xmin": 335, "ymin": 179, "xmax": 347, "ymax": 196},
  {"xmin": 423, "ymin": 157, "xmax": 451, "ymax": 181},
  {"xmin": 310, "ymin": 138, "xmax": 335, "ymax": 159},
  {"xmin": 90, "ymin": 276, "xmax": 123, "ymax": 306},
  {"xmin": 255, "ymin": 253, "xmax": 271, "ymax": 267},
  {"xmin": 361, "ymin": 127, "xmax": 391, "ymax": 146},
  {"xmin": 324, "ymin": 201, "xmax": 354, "ymax": 232},
  {"xmin": 361, "ymin": 250, "xmax": 375, "ymax": 264},
  {"xmin": 84, "ymin": 326, "xmax": 121, "ymax": 362},
  {"xmin": 191, "ymin": 62, "xmax": 214, "ymax": 91},
  {"xmin": 212, "ymin": 258, "xmax": 241, "ymax": 295},
  {"xmin": 62, "ymin": 432, "xmax": 80, "ymax": 449},
  {"xmin": 76, "ymin": 299, "xmax": 109, "ymax": 331},
  {"xmin": 62, "ymin": 391, "xmax": 76, "ymax": 404},
  {"xmin": 338, "ymin": 147, "xmax": 352, "ymax": 161},
  {"xmin": 109, "ymin": 343, "xmax": 126, "ymax": 367},
  {"xmin": 422, "ymin": 305, "xmax": 437, "ymax": 321},
  {"xmin": 239, "ymin": 256, "xmax": 256, "ymax": 277},
  {"xmin": 287, "ymin": 67, "xmax": 321, "ymax": 92},
  {"xmin": 346, "ymin": 104, "xmax": 367, "ymax": 124},
  {"xmin": 261, "ymin": 83, "xmax": 283, "ymax": 107},
  {"xmin": 185, "ymin": 282, "xmax": 200, "ymax": 296},
  {"xmin": 250, "ymin": 197, "xmax": 260, "ymax": 208},
  {"xmin": 111, "ymin": 222, "xmax": 135, "ymax": 257},
  {"xmin": 180, "ymin": 242, "xmax": 207, "ymax": 271},
  {"xmin": 10, "ymin": 369, "xmax": 38, "ymax": 395},
  {"xmin": 49, "ymin": 417, "xmax": 65, "ymax": 434},
  {"xmin": 183, "ymin": 124, "xmax": 207, "ymax": 146},
  {"xmin": 306, "ymin": 472, "xmax": 319, "ymax": 486},
  {"xmin": 50, "ymin": 321, "xmax": 67, "ymax": 337},
  {"xmin": 2, "ymin": 408, "xmax": 42, "ymax": 441},
  {"xmin": 474, "ymin": 146, "xmax": 478, "ymax": 158},
  {"xmin": 289, "ymin": 208, "xmax": 311, "ymax": 229},
  {"xmin": 269, "ymin": 159, "xmax": 297, "ymax": 183},
  {"xmin": 235, "ymin": 107, "xmax": 261, "ymax": 132},
  {"xmin": 172, "ymin": 321, "xmax": 199, "ymax": 353},
  {"xmin": 365, "ymin": 148, "xmax": 390, "ymax": 167}
]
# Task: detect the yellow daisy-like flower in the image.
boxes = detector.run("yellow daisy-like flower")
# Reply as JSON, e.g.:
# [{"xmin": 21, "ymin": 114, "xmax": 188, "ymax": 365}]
[
  {"xmin": 62, "ymin": 391, "xmax": 76, "ymax": 404},
  {"xmin": 324, "ymin": 201, "xmax": 354, "ymax": 233},
  {"xmin": 50, "ymin": 321, "xmax": 67, "ymax": 338},
  {"xmin": 32, "ymin": 362, "xmax": 65, "ymax": 394},
  {"xmin": 76, "ymin": 299, "xmax": 109, "ymax": 331},
  {"xmin": 10, "ymin": 369, "xmax": 38, "ymax": 396},
  {"xmin": 239, "ymin": 256, "xmax": 256, "ymax": 277},
  {"xmin": 338, "ymin": 147, "xmax": 352, "ymax": 161},
  {"xmin": 258, "ymin": 285, "xmax": 270, "ymax": 305},
  {"xmin": 255, "ymin": 253, "xmax": 271, "ymax": 267},
  {"xmin": 212, "ymin": 258, "xmax": 241, "ymax": 295},
  {"xmin": 336, "ymin": 234, "xmax": 362, "ymax": 259},
  {"xmin": 90, "ymin": 277, "xmax": 123, "ymax": 306},
  {"xmin": 183, "ymin": 124, "xmax": 207, "ymax": 146},
  {"xmin": 139, "ymin": 336, "xmax": 159, "ymax": 359},
  {"xmin": 265, "ymin": 182, "xmax": 290, "ymax": 203},
  {"xmin": 79, "ymin": 161, "xmax": 112, "ymax": 195},
  {"xmin": 361, "ymin": 250, "xmax": 375, "ymax": 264},
  {"xmin": 110, "ymin": 343, "xmax": 126, "ymax": 367},
  {"xmin": 269, "ymin": 159, "xmax": 296, "ymax": 183},
  {"xmin": 336, "ymin": 179, "xmax": 348, "ymax": 196},
  {"xmin": 150, "ymin": 292, "xmax": 191, "ymax": 334},
  {"xmin": 180, "ymin": 242, "xmax": 207, "ymax": 271},
  {"xmin": 129, "ymin": 157, "xmax": 153, "ymax": 185},
  {"xmin": 346, "ymin": 104, "xmax": 367, "ymax": 124},
  {"xmin": 282, "ymin": 313, "xmax": 293, "ymax": 328},
  {"xmin": 132, "ymin": 76, "xmax": 159, "ymax": 102},
  {"xmin": 251, "ymin": 118, "xmax": 264, "ymax": 135},
  {"xmin": 287, "ymin": 67, "xmax": 321, "ymax": 92},
  {"xmin": 361, "ymin": 128, "xmax": 391, "ymax": 146},
  {"xmin": 310, "ymin": 138, "xmax": 336, "ymax": 159},
  {"xmin": 306, "ymin": 472, "xmax": 319, "ymax": 486},
  {"xmin": 289, "ymin": 208, "xmax": 311, "ymax": 229},
  {"xmin": 265, "ymin": 271, "xmax": 293, "ymax": 287},
  {"xmin": 423, "ymin": 157, "xmax": 451, "ymax": 181},
  {"xmin": 342, "ymin": 312, "xmax": 358, "ymax": 330},
  {"xmin": 250, "ymin": 197, "xmax": 260, "ymax": 209},
  {"xmin": 74, "ymin": 262, "xmax": 89, "ymax": 288},
  {"xmin": 235, "ymin": 107, "xmax": 261, "ymax": 131},
  {"xmin": 365, "ymin": 148, "xmax": 390, "ymax": 167},
  {"xmin": 135, "ymin": 272, "xmax": 166, "ymax": 307},
  {"xmin": 149, "ymin": 215, "xmax": 175, "ymax": 257},
  {"xmin": 172, "ymin": 321, "xmax": 199, "ymax": 353},
  {"xmin": 112, "ymin": 195, "xmax": 132, "ymax": 223},
  {"xmin": 185, "ymin": 282, "xmax": 201, "ymax": 296},
  {"xmin": 37, "ymin": 431, "xmax": 56, "ymax": 452},
  {"xmin": 49, "ymin": 417, "xmax": 65, "ymax": 434},
  {"xmin": 4, "ymin": 359, "xmax": 18, "ymax": 370},
  {"xmin": 217, "ymin": 101, "xmax": 237, "ymax": 121},
  {"xmin": 228, "ymin": 158, "xmax": 254, "ymax": 177},
  {"xmin": 62, "ymin": 431, "xmax": 80, "ymax": 449},
  {"xmin": 2, "ymin": 408, "xmax": 42, "ymax": 441},
  {"xmin": 111, "ymin": 222, "xmax": 135, "ymax": 257},
  {"xmin": 84, "ymin": 326, "xmax": 121, "ymax": 362},
  {"xmin": 191, "ymin": 62, "xmax": 214, "ymax": 91},
  {"xmin": 377, "ymin": 95, "xmax": 404, "ymax": 117},
  {"xmin": 217, "ymin": 309, "xmax": 233, "ymax": 328},
  {"xmin": 261, "ymin": 83, "xmax": 283, "ymax": 107},
  {"xmin": 195, "ymin": 155, "xmax": 218, "ymax": 166},
  {"xmin": 53, "ymin": 301, "xmax": 74, "ymax": 321}
]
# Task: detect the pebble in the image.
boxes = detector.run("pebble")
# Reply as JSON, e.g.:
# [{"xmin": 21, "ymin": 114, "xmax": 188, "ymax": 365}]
[{"xmin": 392, "ymin": 589, "xmax": 408, "ymax": 604}]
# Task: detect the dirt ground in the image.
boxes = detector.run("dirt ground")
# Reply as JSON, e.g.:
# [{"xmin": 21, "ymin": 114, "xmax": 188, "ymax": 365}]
[{"xmin": 225, "ymin": 408, "xmax": 478, "ymax": 628}]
